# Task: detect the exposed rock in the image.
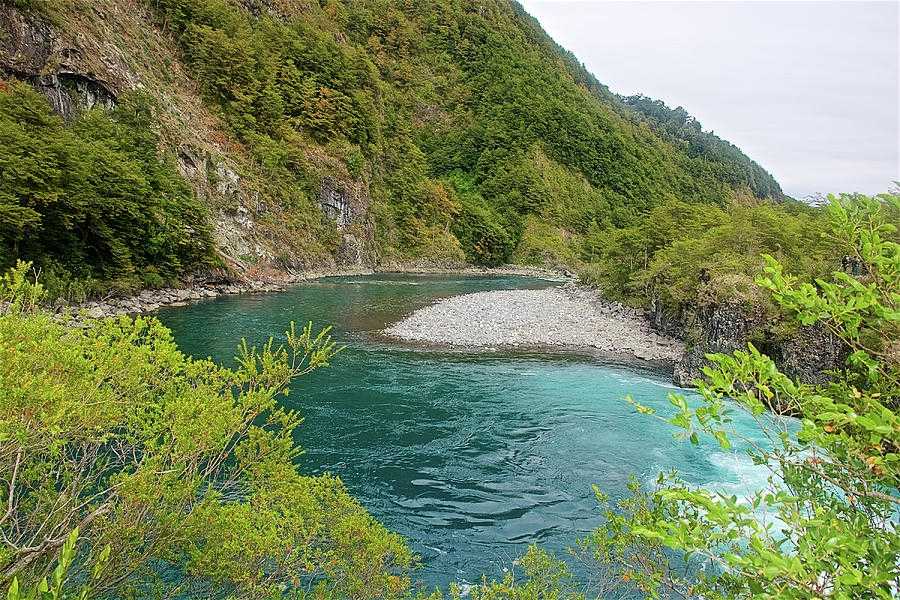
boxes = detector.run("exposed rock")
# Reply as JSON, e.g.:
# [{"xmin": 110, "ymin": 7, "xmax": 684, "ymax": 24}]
[
  {"xmin": 771, "ymin": 324, "xmax": 847, "ymax": 385},
  {"xmin": 0, "ymin": 5, "xmax": 118, "ymax": 117},
  {"xmin": 672, "ymin": 302, "xmax": 847, "ymax": 389},
  {"xmin": 673, "ymin": 303, "xmax": 764, "ymax": 387},
  {"xmin": 337, "ymin": 233, "xmax": 365, "ymax": 266},
  {"xmin": 648, "ymin": 298, "xmax": 685, "ymax": 339},
  {"xmin": 317, "ymin": 176, "xmax": 376, "ymax": 268},
  {"xmin": 174, "ymin": 147, "xmax": 266, "ymax": 265},
  {"xmin": 319, "ymin": 177, "xmax": 351, "ymax": 229}
]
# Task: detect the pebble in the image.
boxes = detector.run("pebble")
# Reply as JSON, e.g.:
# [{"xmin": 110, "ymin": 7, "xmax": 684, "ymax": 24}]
[{"xmin": 383, "ymin": 285, "xmax": 684, "ymax": 362}]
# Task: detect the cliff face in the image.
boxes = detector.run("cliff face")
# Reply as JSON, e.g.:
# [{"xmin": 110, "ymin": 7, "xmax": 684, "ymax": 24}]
[
  {"xmin": 0, "ymin": 2, "xmax": 376, "ymax": 278},
  {"xmin": 770, "ymin": 324, "xmax": 847, "ymax": 386},
  {"xmin": 668, "ymin": 301, "xmax": 847, "ymax": 393},
  {"xmin": 672, "ymin": 302, "xmax": 764, "ymax": 388},
  {"xmin": 0, "ymin": 7, "xmax": 118, "ymax": 118}
]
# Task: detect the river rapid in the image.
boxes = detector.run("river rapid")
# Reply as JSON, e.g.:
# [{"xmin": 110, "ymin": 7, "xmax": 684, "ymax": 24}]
[{"xmin": 156, "ymin": 274, "xmax": 771, "ymax": 588}]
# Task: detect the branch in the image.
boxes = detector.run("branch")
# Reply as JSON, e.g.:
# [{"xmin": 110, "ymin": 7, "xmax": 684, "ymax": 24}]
[
  {"xmin": 1, "ymin": 502, "xmax": 111, "ymax": 581},
  {"xmin": 0, "ymin": 449, "xmax": 23, "ymax": 527}
]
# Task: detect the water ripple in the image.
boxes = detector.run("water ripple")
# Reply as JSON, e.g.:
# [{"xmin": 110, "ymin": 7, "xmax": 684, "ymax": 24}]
[{"xmin": 158, "ymin": 274, "xmax": 775, "ymax": 587}]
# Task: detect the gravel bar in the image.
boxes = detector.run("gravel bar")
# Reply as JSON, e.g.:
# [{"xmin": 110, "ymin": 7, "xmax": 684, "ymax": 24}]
[{"xmin": 383, "ymin": 283, "xmax": 684, "ymax": 362}]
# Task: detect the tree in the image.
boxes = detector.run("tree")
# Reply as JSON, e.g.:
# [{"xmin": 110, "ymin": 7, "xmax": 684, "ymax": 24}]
[
  {"xmin": 0, "ymin": 83, "xmax": 215, "ymax": 299},
  {"xmin": 582, "ymin": 194, "xmax": 899, "ymax": 598},
  {"xmin": 0, "ymin": 262, "xmax": 414, "ymax": 599}
]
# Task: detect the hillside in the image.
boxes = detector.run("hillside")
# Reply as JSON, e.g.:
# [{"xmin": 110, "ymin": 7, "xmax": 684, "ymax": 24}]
[{"xmin": 0, "ymin": 0, "xmax": 784, "ymax": 299}]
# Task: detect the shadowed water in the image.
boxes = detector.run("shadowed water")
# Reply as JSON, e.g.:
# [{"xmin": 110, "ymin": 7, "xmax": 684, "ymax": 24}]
[{"xmin": 156, "ymin": 274, "xmax": 771, "ymax": 588}]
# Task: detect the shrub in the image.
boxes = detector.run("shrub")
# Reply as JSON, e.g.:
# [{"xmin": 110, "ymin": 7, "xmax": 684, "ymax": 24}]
[
  {"xmin": 0, "ymin": 83, "xmax": 215, "ymax": 299},
  {"xmin": 0, "ymin": 262, "xmax": 414, "ymax": 599}
]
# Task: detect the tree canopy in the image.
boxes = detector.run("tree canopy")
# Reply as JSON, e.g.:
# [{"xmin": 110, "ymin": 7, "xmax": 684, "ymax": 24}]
[{"xmin": 0, "ymin": 83, "xmax": 215, "ymax": 299}]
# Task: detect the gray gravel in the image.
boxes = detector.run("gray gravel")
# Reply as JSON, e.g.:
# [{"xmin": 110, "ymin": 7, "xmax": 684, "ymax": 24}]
[{"xmin": 384, "ymin": 284, "xmax": 684, "ymax": 361}]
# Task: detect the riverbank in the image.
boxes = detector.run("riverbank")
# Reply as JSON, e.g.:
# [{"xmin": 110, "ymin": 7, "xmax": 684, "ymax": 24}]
[
  {"xmin": 70, "ymin": 265, "xmax": 574, "ymax": 318},
  {"xmin": 383, "ymin": 283, "xmax": 684, "ymax": 363}
]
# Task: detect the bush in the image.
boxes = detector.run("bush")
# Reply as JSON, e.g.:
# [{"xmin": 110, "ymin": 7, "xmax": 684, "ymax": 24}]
[
  {"xmin": 0, "ymin": 263, "xmax": 413, "ymax": 599},
  {"xmin": 0, "ymin": 83, "xmax": 215, "ymax": 299},
  {"xmin": 512, "ymin": 216, "xmax": 579, "ymax": 267}
]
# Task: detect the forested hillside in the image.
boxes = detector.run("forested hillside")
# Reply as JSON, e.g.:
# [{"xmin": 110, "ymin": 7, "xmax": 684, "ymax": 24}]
[
  {"xmin": 1, "ymin": 0, "xmax": 785, "ymax": 299},
  {"xmin": 3, "ymin": 3, "xmax": 899, "ymax": 598}
]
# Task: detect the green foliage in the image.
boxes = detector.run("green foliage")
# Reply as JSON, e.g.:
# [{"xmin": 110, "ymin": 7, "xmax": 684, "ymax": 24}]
[
  {"xmin": 0, "ymin": 263, "xmax": 413, "ymax": 599},
  {"xmin": 0, "ymin": 82, "xmax": 215, "ymax": 300},
  {"xmin": 581, "ymin": 193, "xmax": 847, "ymax": 309},
  {"xmin": 446, "ymin": 172, "xmax": 517, "ymax": 266},
  {"xmin": 6, "ymin": 530, "xmax": 110, "ymax": 600},
  {"xmin": 512, "ymin": 216, "xmax": 578, "ymax": 267},
  {"xmin": 143, "ymin": 0, "xmax": 781, "ymax": 267},
  {"xmin": 444, "ymin": 547, "xmax": 583, "ymax": 600},
  {"xmin": 623, "ymin": 95, "xmax": 784, "ymax": 200},
  {"xmin": 583, "ymin": 194, "xmax": 900, "ymax": 598}
]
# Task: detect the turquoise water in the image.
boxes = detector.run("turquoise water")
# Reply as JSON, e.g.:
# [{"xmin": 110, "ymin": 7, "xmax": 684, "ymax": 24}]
[{"xmin": 156, "ymin": 274, "xmax": 770, "ymax": 588}]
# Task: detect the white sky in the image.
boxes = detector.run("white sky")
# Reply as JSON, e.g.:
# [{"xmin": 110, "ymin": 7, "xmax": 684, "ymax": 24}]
[{"xmin": 517, "ymin": 0, "xmax": 900, "ymax": 199}]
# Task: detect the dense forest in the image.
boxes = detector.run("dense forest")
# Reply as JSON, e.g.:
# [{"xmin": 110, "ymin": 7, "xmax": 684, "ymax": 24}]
[
  {"xmin": 0, "ymin": 83, "xmax": 216, "ymax": 298},
  {"xmin": 2, "ymin": 0, "xmax": 789, "ymax": 302}
]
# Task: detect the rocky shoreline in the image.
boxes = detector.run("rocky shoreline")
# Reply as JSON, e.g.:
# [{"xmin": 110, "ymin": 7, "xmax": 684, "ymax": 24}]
[
  {"xmin": 383, "ymin": 283, "xmax": 684, "ymax": 363},
  {"xmin": 62, "ymin": 264, "xmax": 843, "ymax": 389},
  {"xmin": 68, "ymin": 265, "xmax": 574, "ymax": 318}
]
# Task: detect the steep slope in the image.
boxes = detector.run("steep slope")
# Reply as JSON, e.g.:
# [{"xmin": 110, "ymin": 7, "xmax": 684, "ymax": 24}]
[
  {"xmin": 0, "ymin": 0, "xmax": 784, "ymax": 298},
  {"xmin": 621, "ymin": 95, "xmax": 783, "ymax": 201}
]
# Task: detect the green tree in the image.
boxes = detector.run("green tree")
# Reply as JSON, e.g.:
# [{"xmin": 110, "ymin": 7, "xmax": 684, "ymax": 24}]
[
  {"xmin": 583, "ymin": 194, "xmax": 899, "ymax": 598},
  {"xmin": 0, "ymin": 262, "xmax": 414, "ymax": 599},
  {"xmin": 0, "ymin": 83, "xmax": 215, "ymax": 299}
]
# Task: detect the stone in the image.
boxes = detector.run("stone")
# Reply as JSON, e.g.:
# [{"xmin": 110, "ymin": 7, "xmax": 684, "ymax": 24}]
[{"xmin": 383, "ymin": 286, "xmax": 684, "ymax": 363}]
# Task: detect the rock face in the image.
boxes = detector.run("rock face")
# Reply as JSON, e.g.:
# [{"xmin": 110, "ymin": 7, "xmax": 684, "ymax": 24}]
[
  {"xmin": 318, "ymin": 176, "xmax": 375, "ymax": 268},
  {"xmin": 320, "ymin": 177, "xmax": 352, "ymax": 228},
  {"xmin": 771, "ymin": 324, "xmax": 847, "ymax": 385},
  {"xmin": 670, "ymin": 302, "xmax": 847, "ymax": 388},
  {"xmin": 649, "ymin": 298, "xmax": 686, "ymax": 339},
  {"xmin": 0, "ymin": 6, "xmax": 118, "ymax": 117},
  {"xmin": 672, "ymin": 303, "xmax": 766, "ymax": 387}
]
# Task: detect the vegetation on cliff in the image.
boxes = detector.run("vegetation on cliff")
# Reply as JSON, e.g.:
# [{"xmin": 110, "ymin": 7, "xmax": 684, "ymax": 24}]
[
  {"xmin": 2, "ymin": 0, "xmax": 787, "ymax": 294},
  {"xmin": 146, "ymin": 0, "xmax": 784, "ymax": 266},
  {"xmin": 0, "ymin": 82, "xmax": 215, "ymax": 299},
  {"xmin": 622, "ymin": 95, "xmax": 783, "ymax": 201},
  {"xmin": 582, "ymin": 192, "xmax": 899, "ymax": 321}
]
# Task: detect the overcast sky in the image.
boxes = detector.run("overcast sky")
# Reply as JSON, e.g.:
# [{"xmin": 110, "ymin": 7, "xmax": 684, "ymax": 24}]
[{"xmin": 517, "ymin": 0, "xmax": 899, "ymax": 199}]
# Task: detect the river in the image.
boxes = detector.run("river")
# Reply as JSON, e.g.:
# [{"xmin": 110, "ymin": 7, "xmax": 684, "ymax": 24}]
[{"xmin": 156, "ymin": 274, "xmax": 771, "ymax": 588}]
